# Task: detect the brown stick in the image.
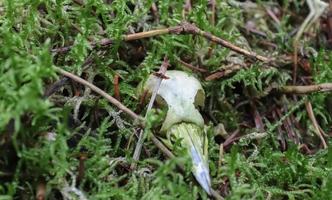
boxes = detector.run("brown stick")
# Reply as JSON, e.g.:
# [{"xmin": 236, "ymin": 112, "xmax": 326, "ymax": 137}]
[
  {"xmin": 222, "ymin": 129, "xmax": 240, "ymax": 149},
  {"xmin": 171, "ymin": 22, "xmax": 270, "ymax": 62},
  {"xmin": 279, "ymin": 83, "xmax": 332, "ymax": 94},
  {"xmin": 131, "ymin": 57, "xmax": 169, "ymax": 169},
  {"xmin": 56, "ymin": 68, "xmax": 143, "ymax": 123},
  {"xmin": 151, "ymin": 134, "xmax": 176, "ymax": 161},
  {"xmin": 52, "ymin": 22, "xmax": 270, "ymax": 63},
  {"xmin": 124, "ymin": 28, "xmax": 170, "ymax": 41},
  {"xmin": 178, "ymin": 59, "xmax": 208, "ymax": 73},
  {"xmin": 265, "ymin": 7, "xmax": 281, "ymax": 26},
  {"xmin": 305, "ymin": 101, "xmax": 327, "ymax": 149},
  {"xmin": 205, "ymin": 64, "xmax": 243, "ymax": 81},
  {"xmin": 198, "ymin": 30, "xmax": 270, "ymax": 62}
]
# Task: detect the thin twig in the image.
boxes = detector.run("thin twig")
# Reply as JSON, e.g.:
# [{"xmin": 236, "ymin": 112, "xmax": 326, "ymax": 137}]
[
  {"xmin": 279, "ymin": 83, "xmax": 332, "ymax": 94},
  {"xmin": 265, "ymin": 7, "xmax": 281, "ymax": 26},
  {"xmin": 56, "ymin": 67, "xmax": 144, "ymax": 123},
  {"xmin": 44, "ymin": 56, "xmax": 93, "ymax": 97},
  {"xmin": 178, "ymin": 59, "xmax": 208, "ymax": 73},
  {"xmin": 222, "ymin": 129, "xmax": 240, "ymax": 149},
  {"xmin": 124, "ymin": 28, "xmax": 170, "ymax": 41},
  {"xmin": 131, "ymin": 57, "xmax": 169, "ymax": 169},
  {"xmin": 175, "ymin": 22, "xmax": 270, "ymax": 62},
  {"xmin": 150, "ymin": 134, "xmax": 176, "ymax": 162},
  {"xmin": 52, "ymin": 22, "xmax": 270, "ymax": 63},
  {"xmin": 44, "ymin": 77, "xmax": 68, "ymax": 97},
  {"xmin": 305, "ymin": 101, "xmax": 327, "ymax": 149},
  {"xmin": 205, "ymin": 64, "xmax": 243, "ymax": 81},
  {"xmin": 198, "ymin": 30, "xmax": 270, "ymax": 62},
  {"xmin": 51, "ymin": 28, "xmax": 169, "ymax": 53}
]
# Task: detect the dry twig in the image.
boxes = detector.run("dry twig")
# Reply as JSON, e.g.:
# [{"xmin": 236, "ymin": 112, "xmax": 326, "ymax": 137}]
[
  {"xmin": 56, "ymin": 68, "xmax": 143, "ymax": 123},
  {"xmin": 131, "ymin": 57, "xmax": 169, "ymax": 169},
  {"xmin": 279, "ymin": 83, "xmax": 332, "ymax": 94},
  {"xmin": 205, "ymin": 64, "xmax": 244, "ymax": 81},
  {"xmin": 305, "ymin": 101, "xmax": 327, "ymax": 149},
  {"xmin": 52, "ymin": 22, "xmax": 270, "ymax": 63},
  {"xmin": 178, "ymin": 59, "xmax": 208, "ymax": 73}
]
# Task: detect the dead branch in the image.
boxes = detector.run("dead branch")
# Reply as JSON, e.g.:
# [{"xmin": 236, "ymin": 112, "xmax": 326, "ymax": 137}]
[
  {"xmin": 56, "ymin": 67, "xmax": 144, "ymax": 123},
  {"xmin": 178, "ymin": 59, "xmax": 208, "ymax": 73},
  {"xmin": 52, "ymin": 22, "xmax": 271, "ymax": 63},
  {"xmin": 279, "ymin": 83, "xmax": 332, "ymax": 94},
  {"xmin": 131, "ymin": 57, "xmax": 169, "ymax": 169},
  {"xmin": 305, "ymin": 101, "xmax": 328, "ymax": 149},
  {"xmin": 205, "ymin": 64, "xmax": 243, "ymax": 81}
]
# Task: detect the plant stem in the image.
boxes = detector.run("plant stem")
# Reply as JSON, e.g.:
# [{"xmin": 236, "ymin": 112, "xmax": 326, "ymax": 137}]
[
  {"xmin": 305, "ymin": 101, "xmax": 327, "ymax": 149},
  {"xmin": 124, "ymin": 28, "xmax": 170, "ymax": 41},
  {"xmin": 131, "ymin": 57, "xmax": 169, "ymax": 169},
  {"xmin": 280, "ymin": 83, "xmax": 332, "ymax": 94}
]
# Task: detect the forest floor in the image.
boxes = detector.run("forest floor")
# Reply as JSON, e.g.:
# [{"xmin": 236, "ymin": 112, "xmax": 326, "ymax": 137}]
[{"xmin": 1, "ymin": 0, "xmax": 332, "ymax": 199}]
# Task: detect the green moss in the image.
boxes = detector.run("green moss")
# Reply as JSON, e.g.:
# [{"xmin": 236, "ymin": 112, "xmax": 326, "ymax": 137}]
[{"xmin": 1, "ymin": 0, "xmax": 332, "ymax": 199}]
